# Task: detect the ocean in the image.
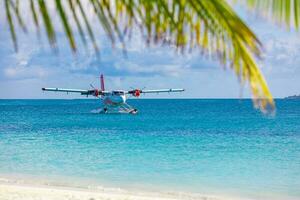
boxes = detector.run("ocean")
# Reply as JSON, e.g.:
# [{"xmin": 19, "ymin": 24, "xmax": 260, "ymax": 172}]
[{"xmin": 0, "ymin": 99, "xmax": 299, "ymax": 200}]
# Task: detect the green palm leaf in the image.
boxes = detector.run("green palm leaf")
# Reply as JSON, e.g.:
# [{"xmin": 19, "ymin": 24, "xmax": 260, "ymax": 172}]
[
  {"xmin": 68, "ymin": 0, "xmax": 87, "ymax": 47},
  {"xmin": 5, "ymin": 0, "xmax": 18, "ymax": 51},
  {"xmin": 30, "ymin": 0, "xmax": 40, "ymax": 36},
  {"xmin": 245, "ymin": 0, "xmax": 300, "ymax": 29},
  {"xmin": 55, "ymin": 0, "xmax": 76, "ymax": 52},
  {"xmin": 76, "ymin": 0, "xmax": 100, "ymax": 54},
  {"xmin": 38, "ymin": 0, "xmax": 57, "ymax": 51}
]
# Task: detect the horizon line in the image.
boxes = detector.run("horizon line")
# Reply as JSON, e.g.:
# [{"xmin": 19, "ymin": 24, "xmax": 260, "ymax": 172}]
[{"xmin": 0, "ymin": 98, "xmax": 287, "ymax": 100}]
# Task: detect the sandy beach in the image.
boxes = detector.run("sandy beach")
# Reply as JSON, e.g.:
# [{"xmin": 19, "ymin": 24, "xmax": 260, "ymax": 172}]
[
  {"xmin": 0, "ymin": 184, "xmax": 175, "ymax": 200},
  {"xmin": 0, "ymin": 178, "xmax": 224, "ymax": 200},
  {"xmin": 1, "ymin": 177, "xmax": 298, "ymax": 200}
]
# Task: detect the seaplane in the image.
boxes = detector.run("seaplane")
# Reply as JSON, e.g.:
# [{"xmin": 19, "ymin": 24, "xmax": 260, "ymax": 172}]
[{"xmin": 42, "ymin": 74, "xmax": 184, "ymax": 114}]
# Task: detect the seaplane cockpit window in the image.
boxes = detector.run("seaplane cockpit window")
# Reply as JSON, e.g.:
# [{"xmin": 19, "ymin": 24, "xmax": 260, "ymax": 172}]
[{"xmin": 112, "ymin": 91, "xmax": 124, "ymax": 95}]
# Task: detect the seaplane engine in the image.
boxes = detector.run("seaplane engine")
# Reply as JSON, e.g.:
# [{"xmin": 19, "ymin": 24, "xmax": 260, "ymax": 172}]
[
  {"xmin": 93, "ymin": 89, "xmax": 99, "ymax": 97},
  {"xmin": 133, "ymin": 89, "xmax": 141, "ymax": 97}
]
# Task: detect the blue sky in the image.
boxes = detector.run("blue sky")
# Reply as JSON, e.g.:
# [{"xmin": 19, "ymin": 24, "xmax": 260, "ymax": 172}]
[{"xmin": 0, "ymin": 3, "xmax": 299, "ymax": 99}]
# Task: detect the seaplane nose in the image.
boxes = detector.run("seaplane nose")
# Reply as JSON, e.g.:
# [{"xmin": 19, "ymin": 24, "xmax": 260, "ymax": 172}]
[{"xmin": 121, "ymin": 95, "xmax": 126, "ymax": 103}]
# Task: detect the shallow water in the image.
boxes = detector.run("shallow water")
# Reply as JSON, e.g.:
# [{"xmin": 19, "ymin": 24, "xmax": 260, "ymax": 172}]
[{"xmin": 0, "ymin": 99, "xmax": 299, "ymax": 199}]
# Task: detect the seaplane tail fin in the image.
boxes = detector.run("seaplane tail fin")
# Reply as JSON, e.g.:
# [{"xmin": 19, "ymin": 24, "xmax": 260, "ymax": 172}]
[{"xmin": 100, "ymin": 74, "xmax": 105, "ymax": 91}]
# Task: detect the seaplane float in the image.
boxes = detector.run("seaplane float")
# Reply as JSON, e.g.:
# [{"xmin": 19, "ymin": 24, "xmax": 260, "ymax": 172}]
[{"xmin": 42, "ymin": 74, "xmax": 184, "ymax": 114}]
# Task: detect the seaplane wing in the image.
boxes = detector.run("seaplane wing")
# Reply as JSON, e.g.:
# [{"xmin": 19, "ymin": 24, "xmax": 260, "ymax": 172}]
[
  {"xmin": 42, "ymin": 87, "xmax": 109, "ymax": 96},
  {"xmin": 139, "ymin": 89, "xmax": 184, "ymax": 93},
  {"xmin": 126, "ymin": 88, "xmax": 184, "ymax": 96},
  {"xmin": 42, "ymin": 88, "xmax": 88, "ymax": 93}
]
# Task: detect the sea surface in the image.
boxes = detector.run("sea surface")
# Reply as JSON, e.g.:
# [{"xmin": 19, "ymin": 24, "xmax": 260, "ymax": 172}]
[{"xmin": 0, "ymin": 99, "xmax": 299, "ymax": 200}]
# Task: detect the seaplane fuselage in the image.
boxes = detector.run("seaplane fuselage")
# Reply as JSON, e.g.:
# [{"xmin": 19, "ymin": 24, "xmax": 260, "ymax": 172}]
[{"xmin": 103, "ymin": 91, "xmax": 126, "ymax": 105}]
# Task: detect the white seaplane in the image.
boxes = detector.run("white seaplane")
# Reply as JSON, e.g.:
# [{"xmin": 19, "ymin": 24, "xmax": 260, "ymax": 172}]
[{"xmin": 42, "ymin": 74, "xmax": 184, "ymax": 114}]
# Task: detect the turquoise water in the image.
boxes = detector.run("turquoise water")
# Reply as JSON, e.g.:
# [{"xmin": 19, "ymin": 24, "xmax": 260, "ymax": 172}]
[{"xmin": 0, "ymin": 99, "xmax": 299, "ymax": 199}]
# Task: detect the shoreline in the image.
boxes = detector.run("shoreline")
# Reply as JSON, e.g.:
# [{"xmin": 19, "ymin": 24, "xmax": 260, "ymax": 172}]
[
  {"xmin": 0, "ymin": 176, "xmax": 298, "ymax": 200},
  {"xmin": 0, "ymin": 177, "xmax": 242, "ymax": 200},
  {"xmin": 0, "ymin": 174, "xmax": 298, "ymax": 200}
]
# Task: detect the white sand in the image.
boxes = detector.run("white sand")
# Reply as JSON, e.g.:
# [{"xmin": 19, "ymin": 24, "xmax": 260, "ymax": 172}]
[
  {"xmin": 0, "ymin": 177, "xmax": 294, "ymax": 200},
  {"xmin": 0, "ymin": 181, "xmax": 224, "ymax": 200}
]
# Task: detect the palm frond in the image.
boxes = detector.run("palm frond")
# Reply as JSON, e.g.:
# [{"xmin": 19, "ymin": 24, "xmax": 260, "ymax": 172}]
[
  {"xmin": 68, "ymin": 0, "xmax": 87, "ymax": 47},
  {"xmin": 30, "ymin": 0, "xmax": 40, "ymax": 36},
  {"xmin": 55, "ymin": 0, "xmax": 76, "ymax": 52},
  {"xmin": 38, "ymin": 0, "xmax": 57, "ymax": 50},
  {"xmin": 3, "ymin": 0, "xmax": 285, "ymax": 113},
  {"xmin": 5, "ymin": 0, "xmax": 18, "ymax": 51},
  {"xmin": 245, "ymin": 0, "xmax": 300, "ymax": 30},
  {"xmin": 76, "ymin": 0, "xmax": 100, "ymax": 54},
  {"xmin": 9, "ymin": 0, "xmax": 27, "ymax": 33},
  {"xmin": 90, "ymin": 0, "xmax": 116, "ymax": 48}
]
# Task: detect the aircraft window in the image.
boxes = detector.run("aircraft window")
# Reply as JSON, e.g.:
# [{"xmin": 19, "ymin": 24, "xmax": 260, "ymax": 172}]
[{"xmin": 113, "ymin": 91, "xmax": 124, "ymax": 95}]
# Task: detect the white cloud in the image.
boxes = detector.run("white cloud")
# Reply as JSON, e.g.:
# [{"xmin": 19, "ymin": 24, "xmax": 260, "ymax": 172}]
[
  {"xmin": 3, "ymin": 65, "xmax": 48, "ymax": 80},
  {"xmin": 260, "ymin": 35, "xmax": 300, "ymax": 76}
]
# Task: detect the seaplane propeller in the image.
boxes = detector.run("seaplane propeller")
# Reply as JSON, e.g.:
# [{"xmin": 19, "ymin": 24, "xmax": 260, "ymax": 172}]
[
  {"xmin": 133, "ymin": 89, "xmax": 141, "ymax": 97},
  {"xmin": 89, "ymin": 84, "xmax": 100, "ymax": 97},
  {"xmin": 129, "ymin": 87, "xmax": 146, "ymax": 97},
  {"xmin": 94, "ymin": 89, "xmax": 99, "ymax": 97}
]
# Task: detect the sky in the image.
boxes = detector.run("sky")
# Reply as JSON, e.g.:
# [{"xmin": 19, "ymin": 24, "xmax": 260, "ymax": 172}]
[{"xmin": 0, "ymin": 2, "xmax": 299, "ymax": 99}]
